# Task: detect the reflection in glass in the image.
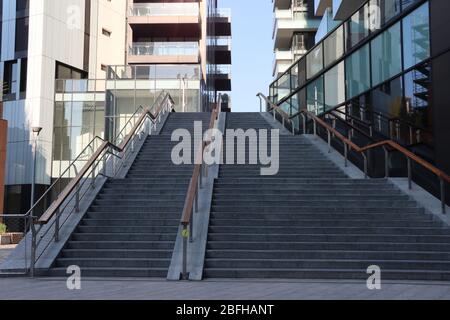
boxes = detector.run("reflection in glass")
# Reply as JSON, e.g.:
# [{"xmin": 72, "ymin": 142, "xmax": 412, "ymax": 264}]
[
  {"xmin": 307, "ymin": 76, "xmax": 324, "ymax": 115},
  {"xmin": 324, "ymin": 25, "xmax": 344, "ymax": 67},
  {"xmin": 346, "ymin": 44, "xmax": 371, "ymax": 99},
  {"xmin": 371, "ymin": 22, "xmax": 402, "ymax": 86},
  {"xmin": 370, "ymin": 0, "xmax": 401, "ymax": 31},
  {"xmin": 346, "ymin": 4, "xmax": 369, "ymax": 50},
  {"xmin": 403, "ymin": 3, "xmax": 430, "ymax": 70},
  {"xmin": 306, "ymin": 44, "xmax": 323, "ymax": 79},
  {"xmin": 325, "ymin": 62, "xmax": 345, "ymax": 110}
]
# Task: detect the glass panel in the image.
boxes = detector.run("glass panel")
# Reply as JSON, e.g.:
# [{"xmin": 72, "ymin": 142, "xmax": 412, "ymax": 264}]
[
  {"xmin": 298, "ymin": 58, "xmax": 307, "ymax": 87},
  {"xmin": 324, "ymin": 25, "xmax": 344, "ymax": 67},
  {"xmin": 372, "ymin": 76, "xmax": 403, "ymax": 117},
  {"xmin": 402, "ymin": 3, "xmax": 430, "ymax": 70},
  {"xmin": 403, "ymin": 63, "xmax": 433, "ymax": 147},
  {"xmin": 290, "ymin": 64, "xmax": 298, "ymax": 91},
  {"xmin": 371, "ymin": 22, "xmax": 402, "ymax": 86},
  {"xmin": 278, "ymin": 72, "xmax": 291, "ymax": 101},
  {"xmin": 324, "ymin": 62, "xmax": 345, "ymax": 110},
  {"xmin": 306, "ymin": 44, "xmax": 323, "ymax": 79},
  {"xmin": 346, "ymin": 44, "xmax": 371, "ymax": 99},
  {"xmin": 370, "ymin": 0, "xmax": 402, "ymax": 31},
  {"xmin": 307, "ymin": 76, "xmax": 324, "ymax": 115},
  {"xmin": 346, "ymin": 4, "xmax": 369, "ymax": 50}
]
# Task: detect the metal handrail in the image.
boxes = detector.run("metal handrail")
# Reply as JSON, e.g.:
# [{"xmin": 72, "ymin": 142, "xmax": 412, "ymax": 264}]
[
  {"xmin": 258, "ymin": 92, "xmax": 449, "ymax": 214},
  {"xmin": 2, "ymin": 92, "xmax": 174, "ymax": 277},
  {"xmin": 179, "ymin": 97, "xmax": 221, "ymax": 280}
]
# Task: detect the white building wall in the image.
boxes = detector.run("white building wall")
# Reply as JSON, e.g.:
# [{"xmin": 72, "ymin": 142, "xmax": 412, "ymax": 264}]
[{"xmin": 3, "ymin": 0, "xmax": 127, "ymax": 186}]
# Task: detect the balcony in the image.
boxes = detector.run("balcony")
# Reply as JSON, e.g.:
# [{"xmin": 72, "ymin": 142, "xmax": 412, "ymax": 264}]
[
  {"xmin": 128, "ymin": 3, "xmax": 200, "ymax": 25},
  {"xmin": 208, "ymin": 8, "xmax": 232, "ymax": 37},
  {"xmin": 210, "ymin": 65, "xmax": 231, "ymax": 91},
  {"xmin": 128, "ymin": 42, "xmax": 200, "ymax": 64},
  {"xmin": 332, "ymin": 0, "xmax": 366, "ymax": 20},
  {"xmin": 207, "ymin": 37, "xmax": 232, "ymax": 65},
  {"xmin": 273, "ymin": 10, "xmax": 321, "ymax": 49}
]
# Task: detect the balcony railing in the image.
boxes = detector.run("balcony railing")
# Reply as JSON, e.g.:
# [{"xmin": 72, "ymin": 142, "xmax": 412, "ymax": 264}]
[
  {"xmin": 129, "ymin": 3, "xmax": 199, "ymax": 17},
  {"xmin": 129, "ymin": 42, "xmax": 199, "ymax": 56}
]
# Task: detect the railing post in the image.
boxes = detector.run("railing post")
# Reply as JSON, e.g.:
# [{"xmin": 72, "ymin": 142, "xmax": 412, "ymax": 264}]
[
  {"xmin": 273, "ymin": 110, "xmax": 276, "ymax": 120},
  {"xmin": 181, "ymin": 225, "xmax": 189, "ymax": 280},
  {"xmin": 282, "ymin": 116, "xmax": 285, "ymax": 127},
  {"xmin": 291, "ymin": 119, "xmax": 295, "ymax": 135},
  {"xmin": 30, "ymin": 216, "xmax": 36, "ymax": 278},
  {"xmin": 55, "ymin": 207, "xmax": 60, "ymax": 242},
  {"xmin": 407, "ymin": 157, "xmax": 412, "ymax": 190},
  {"xmin": 440, "ymin": 178, "xmax": 446, "ymax": 214},
  {"xmin": 302, "ymin": 114, "xmax": 306, "ymax": 135},
  {"xmin": 344, "ymin": 143, "xmax": 348, "ymax": 168},
  {"xmin": 384, "ymin": 147, "xmax": 390, "ymax": 178},
  {"xmin": 91, "ymin": 165, "xmax": 96, "ymax": 189},
  {"xmin": 363, "ymin": 153, "xmax": 368, "ymax": 179},
  {"xmin": 190, "ymin": 209, "xmax": 194, "ymax": 244},
  {"xmin": 313, "ymin": 119, "xmax": 317, "ymax": 136},
  {"xmin": 327, "ymin": 130, "xmax": 331, "ymax": 153},
  {"xmin": 75, "ymin": 182, "xmax": 80, "ymax": 213}
]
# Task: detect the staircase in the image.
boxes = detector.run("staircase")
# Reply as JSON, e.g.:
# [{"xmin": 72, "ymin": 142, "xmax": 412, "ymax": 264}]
[
  {"xmin": 204, "ymin": 112, "xmax": 450, "ymax": 281},
  {"xmin": 49, "ymin": 112, "xmax": 210, "ymax": 277}
]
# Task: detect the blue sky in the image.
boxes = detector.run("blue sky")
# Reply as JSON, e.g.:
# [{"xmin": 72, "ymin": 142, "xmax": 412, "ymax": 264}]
[{"xmin": 221, "ymin": 0, "xmax": 274, "ymax": 112}]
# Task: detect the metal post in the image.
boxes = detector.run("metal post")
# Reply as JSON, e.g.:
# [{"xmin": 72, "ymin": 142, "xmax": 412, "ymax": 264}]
[
  {"xmin": 190, "ymin": 211, "xmax": 194, "ymax": 244},
  {"xmin": 282, "ymin": 116, "xmax": 285, "ymax": 127},
  {"xmin": 384, "ymin": 147, "xmax": 389, "ymax": 178},
  {"xmin": 273, "ymin": 110, "xmax": 276, "ymax": 120},
  {"xmin": 313, "ymin": 120, "xmax": 317, "ymax": 136},
  {"xmin": 302, "ymin": 114, "xmax": 306, "ymax": 134},
  {"xmin": 55, "ymin": 208, "xmax": 60, "ymax": 242},
  {"xmin": 30, "ymin": 216, "xmax": 36, "ymax": 278},
  {"xmin": 440, "ymin": 178, "xmax": 446, "ymax": 214},
  {"xmin": 363, "ymin": 153, "xmax": 368, "ymax": 179},
  {"xmin": 344, "ymin": 143, "xmax": 348, "ymax": 167},
  {"xmin": 407, "ymin": 157, "xmax": 412, "ymax": 190},
  {"xmin": 291, "ymin": 120, "xmax": 295, "ymax": 135},
  {"xmin": 327, "ymin": 130, "xmax": 331, "ymax": 153},
  {"xmin": 91, "ymin": 165, "xmax": 96, "ymax": 189},
  {"xmin": 181, "ymin": 225, "xmax": 188, "ymax": 280},
  {"xmin": 75, "ymin": 183, "xmax": 80, "ymax": 212}
]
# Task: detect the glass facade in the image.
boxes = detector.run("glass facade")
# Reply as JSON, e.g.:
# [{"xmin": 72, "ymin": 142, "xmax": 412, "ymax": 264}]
[
  {"xmin": 402, "ymin": 3, "xmax": 430, "ymax": 69},
  {"xmin": 346, "ymin": 44, "xmax": 371, "ymax": 99},
  {"xmin": 370, "ymin": 22, "xmax": 402, "ymax": 86},
  {"xmin": 307, "ymin": 76, "xmax": 324, "ymax": 115},
  {"xmin": 270, "ymin": 0, "xmax": 431, "ymax": 113}
]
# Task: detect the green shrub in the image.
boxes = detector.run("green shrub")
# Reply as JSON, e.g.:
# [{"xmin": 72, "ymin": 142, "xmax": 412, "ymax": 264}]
[{"xmin": 0, "ymin": 223, "xmax": 6, "ymax": 234}]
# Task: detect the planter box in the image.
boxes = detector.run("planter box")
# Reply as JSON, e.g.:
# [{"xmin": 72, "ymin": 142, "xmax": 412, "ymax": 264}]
[
  {"xmin": 0, "ymin": 233, "xmax": 22, "ymax": 245},
  {"xmin": 0, "ymin": 234, "xmax": 11, "ymax": 245},
  {"xmin": 10, "ymin": 233, "xmax": 23, "ymax": 244}
]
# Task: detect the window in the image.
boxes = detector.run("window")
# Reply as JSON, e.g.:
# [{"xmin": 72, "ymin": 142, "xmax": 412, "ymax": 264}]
[
  {"xmin": 307, "ymin": 75, "xmax": 324, "ymax": 115},
  {"xmin": 402, "ymin": 3, "xmax": 430, "ymax": 70},
  {"xmin": 372, "ymin": 76, "xmax": 403, "ymax": 118},
  {"xmin": 346, "ymin": 44, "xmax": 371, "ymax": 99},
  {"xmin": 306, "ymin": 44, "xmax": 323, "ymax": 79},
  {"xmin": 346, "ymin": 4, "xmax": 369, "ymax": 50},
  {"xmin": 15, "ymin": 17, "xmax": 29, "ymax": 54},
  {"xmin": 325, "ymin": 62, "xmax": 345, "ymax": 110},
  {"xmin": 55, "ymin": 62, "xmax": 87, "ymax": 80},
  {"xmin": 102, "ymin": 28, "xmax": 112, "ymax": 37},
  {"xmin": 3, "ymin": 60, "xmax": 18, "ymax": 97},
  {"xmin": 324, "ymin": 25, "xmax": 344, "ymax": 67},
  {"xmin": 371, "ymin": 22, "xmax": 402, "ymax": 86},
  {"xmin": 370, "ymin": 0, "xmax": 401, "ymax": 31}
]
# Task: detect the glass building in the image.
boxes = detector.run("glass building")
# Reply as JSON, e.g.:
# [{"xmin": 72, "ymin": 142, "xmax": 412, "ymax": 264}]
[{"xmin": 270, "ymin": 0, "xmax": 450, "ymax": 198}]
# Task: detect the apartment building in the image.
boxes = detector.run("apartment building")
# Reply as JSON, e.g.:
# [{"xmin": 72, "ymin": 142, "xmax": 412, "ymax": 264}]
[
  {"xmin": 272, "ymin": 0, "xmax": 321, "ymax": 78},
  {"xmin": 0, "ymin": 102, "xmax": 6, "ymax": 222},
  {"xmin": 0, "ymin": 0, "xmax": 127, "ymax": 214},
  {"xmin": 0, "ymin": 0, "xmax": 231, "ymax": 216},
  {"xmin": 270, "ymin": 0, "xmax": 450, "ymax": 200}
]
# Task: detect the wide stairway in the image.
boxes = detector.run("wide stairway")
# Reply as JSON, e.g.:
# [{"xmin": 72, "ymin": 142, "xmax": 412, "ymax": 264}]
[
  {"xmin": 204, "ymin": 112, "xmax": 450, "ymax": 280},
  {"xmin": 49, "ymin": 112, "xmax": 210, "ymax": 277}
]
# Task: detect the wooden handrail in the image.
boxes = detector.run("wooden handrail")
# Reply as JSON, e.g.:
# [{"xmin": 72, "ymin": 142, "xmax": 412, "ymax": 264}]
[
  {"xmin": 181, "ymin": 106, "xmax": 220, "ymax": 226},
  {"xmin": 259, "ymin": 92, "xmax": 450, "ymax": 185},
  {"xmin": 302, "ymin": 110, "xmax": 450, "ymax": 183},
  {"xmin": 36, "ymin": 94, "xmax": 174, "ymax": 225}
]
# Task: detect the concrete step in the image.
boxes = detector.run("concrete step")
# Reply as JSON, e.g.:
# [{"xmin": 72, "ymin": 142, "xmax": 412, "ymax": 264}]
[
  {"xmin": 55, "ymin": 258, "xmax": 171, "ymax": 268},
  {"xmin": 208, "ymin": 226, "xmax": 449, "ymax": 236},
  {"xmin": 48, "ymin": 267, "xmax": 168, "ymax": 278},
  {"xmin": 67, "ymin": 240, "xmax": 175, "ymax": 249},
  {"xmin": 61, "ymin": 249, "xmax": 173, "ymax": 259},
  {"xmin": 81, "ymin": 219, "xmax": 180, "ymax": 227},
  {"xmin": 206, "ymin": 249, "xmax": 450, "ymax": 261},
  {"xmin": 203, "ymin": 268, "xmax": 450, "ymax": 281},
  {"xmin": 76, "ymin": 226, "xmax": 179, "ymax": 233}
]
